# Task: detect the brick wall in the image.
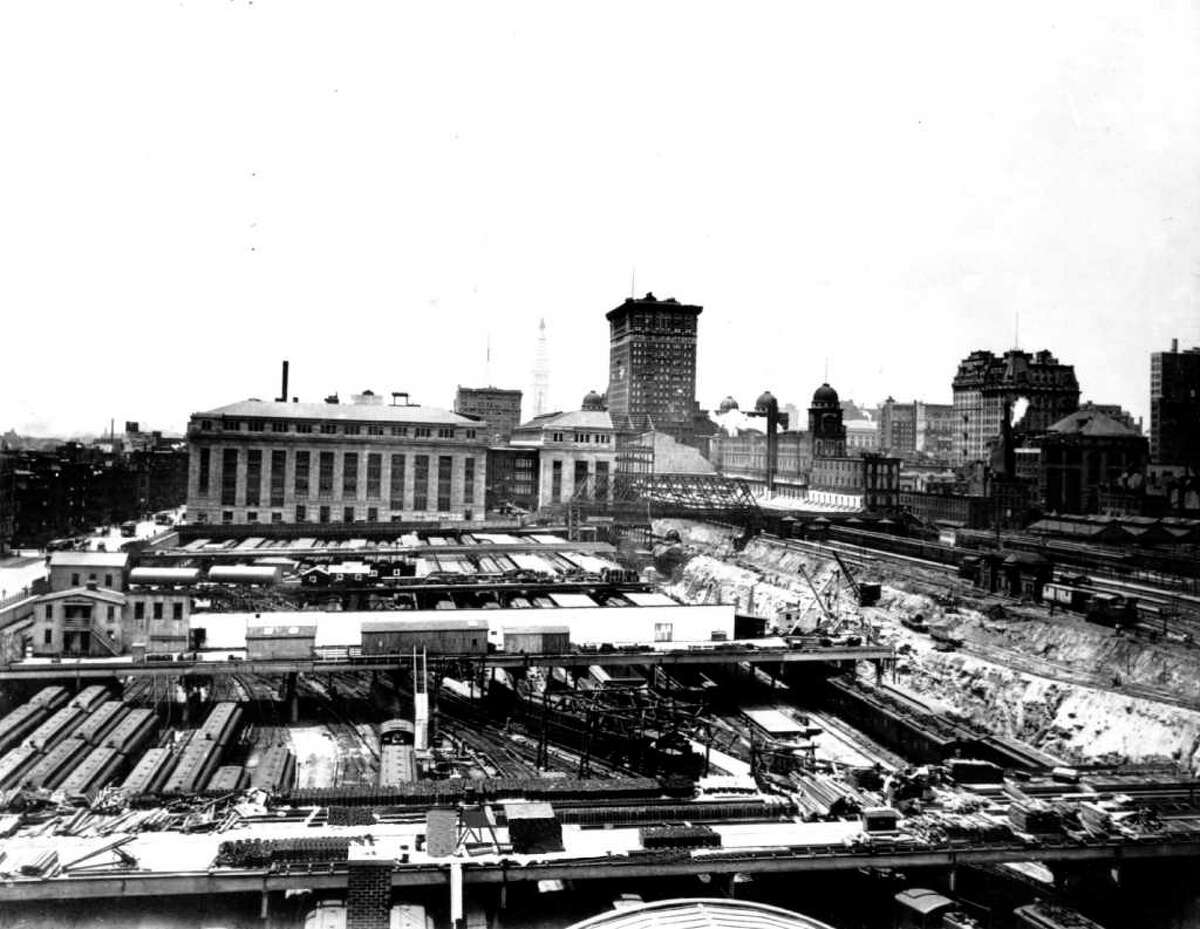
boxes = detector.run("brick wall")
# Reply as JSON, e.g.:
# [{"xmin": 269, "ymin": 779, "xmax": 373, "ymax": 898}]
[{"xmin": 347, "ymin": 861, "xmax": 393, "ymax": 929}]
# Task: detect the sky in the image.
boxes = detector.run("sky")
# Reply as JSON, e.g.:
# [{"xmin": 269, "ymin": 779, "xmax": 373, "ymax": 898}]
[{"xmin": 2, "ymin": 1, "xmax": 1198, "ymax": 437}]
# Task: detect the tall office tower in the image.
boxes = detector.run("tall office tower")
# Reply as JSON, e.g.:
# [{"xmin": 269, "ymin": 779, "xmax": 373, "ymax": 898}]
[
  {"xmin": 951, "ymin": 349, "xmax": 1079, "ymax": 465},
  {"xmin": 1151, "ymin": 339, "xmax": 1200, "ymax": 467},
  {"xmin": 606, "ymin": 292, "xmax": 702, "ymax": 438},
  {"xmin": 531, "ymin": 318, "xmax": 550, "ymax": 418}
]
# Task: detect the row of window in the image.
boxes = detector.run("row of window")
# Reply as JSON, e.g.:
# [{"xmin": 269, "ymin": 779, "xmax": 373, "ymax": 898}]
[
  {"xmin": 547, "ymin": 432, "xmax": 612, "ymax": 444},
  {"xmin": 198, "ymin": 419, "xmax": 477, "ymax": 440},
  {"xmin": 198, "ymin": 449, "xmax": 478, "ymax": 509},
  {"xmin": 214, "ymin": 505, "xmax": 475, "ymax": 524}
]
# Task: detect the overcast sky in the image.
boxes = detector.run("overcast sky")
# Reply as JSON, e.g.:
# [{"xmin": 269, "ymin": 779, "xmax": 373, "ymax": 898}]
[{"xmin": 2, "ymin": 1, "xmax": 1198, "ymax": 437}]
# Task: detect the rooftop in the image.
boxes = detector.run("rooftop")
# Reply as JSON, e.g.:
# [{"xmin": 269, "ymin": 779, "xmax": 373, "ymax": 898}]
[
  {"xmin": 1047, "ymin": 409, "xmax": 1143, "ymax": 438},
  {"xmin": 48, "ymin": 552, "xmax": 129, "ymax": 569},
  {"xmin": 192, "ymin": 399, "xmax": 476, "ymax": 426}
]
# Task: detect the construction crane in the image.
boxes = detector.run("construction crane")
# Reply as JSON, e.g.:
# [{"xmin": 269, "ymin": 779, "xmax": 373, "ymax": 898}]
[{"xmin": 830, "ymin": 551, "xmax": 881, "ymax": 606}]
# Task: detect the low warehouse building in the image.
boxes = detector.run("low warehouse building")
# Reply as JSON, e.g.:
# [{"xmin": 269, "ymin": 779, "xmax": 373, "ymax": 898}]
[
  {"xmin": 246, "ymin": 624, "xmax": 317, "ymax": 660},
  {"xmin": 361, "ymin": 617, "xmax": 489, "ymax": 656},
  {"xmin": 502, "ymin": 624, "xmax": 570, "ymax": 654}
]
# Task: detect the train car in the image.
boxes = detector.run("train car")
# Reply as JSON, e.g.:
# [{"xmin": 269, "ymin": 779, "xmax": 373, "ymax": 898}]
[
  {"xmin": 104, "ymin": 708, "xmax": 159, "ymax": 759},
  {"xmin": 70, "ymin": 701, "xmax": 128, "ymax": 746},
  {"xmin": 121, "ymin": 746, "xmax": 175, "ymax": 795},
  {"xmin": 23, "ymin": 703, "xmax": 87, "ymax": 752},
  {"xmin": 1013, "ymin": 902, "xmax": 1109, "ymax": 929},
  {"xmin": 28, "ymin": 686, "xmax": 71, "ymax": 712},
  {"xmin": 0, "ymin": 703, "xmax": 52, "ymax": 755},
  {"xmin": 249, "ymin": 745, "xmax": 295, "ymax": 793},
  {"xmin": 161, "ymin": 703, "xmax": 243, "ymax": 795},
  {"xmin": 70, "ymin": 685, "xmax": 111, "ymax": 713},
  {"xmin": 1042, "ymin": 582, "xmax": 1093, "ymax": 613},
  {"xmin": 57, "ymin": 745, "xmax": 125, "ymax": 797},
  {"xmin": 206, "ymin": 765, "xmax": 247, "ymax": 794},
  {"xmin": 360, "ymin": 617, "xmax": 489, "ymax": 657},
  {"xmin": 206, "ymin": 565, "xmax": 282, "ymax": 586},
  {"xmin": 1086, "ymin": 593, "xmax": 1138, "ymax": 629},
  {"xmin": 502, "ymin": 625, "xmax": 570, "ymax": 655},
  {"xmin": 0, "ymin": 745, "xmax": 42, "ymax": 789},
  {"xmin": 378, "ymin": 719, "xmax": 417, "ymax": 787},
  {"xmin": 21, "ymin": 736, "xmax": 93, "ymax": 790}
]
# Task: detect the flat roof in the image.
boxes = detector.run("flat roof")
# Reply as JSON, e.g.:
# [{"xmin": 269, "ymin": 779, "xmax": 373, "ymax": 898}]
[
  {"xmin": 48, "ymin": 552, "xmax": 128, "ymax": 568},
  {"xmin": 193, "ymin": 398, "xmax": 476, "ymax": 426}
]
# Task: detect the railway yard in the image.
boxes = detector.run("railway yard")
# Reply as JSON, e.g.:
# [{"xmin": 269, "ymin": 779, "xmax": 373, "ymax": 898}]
[{"xmin": 1, "ymin": 520, "xmax": 1200, "ymax": 928}]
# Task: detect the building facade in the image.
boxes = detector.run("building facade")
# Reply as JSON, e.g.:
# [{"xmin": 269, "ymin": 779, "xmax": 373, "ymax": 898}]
[
  {"xmin": 606, "ymin": 293, "xmax": 702, "ymax": 439},
  {"xmin": 454, "ymin": 387, "xmax": 523, "ymax": 443},
  {"xmin": 951, "ymin": 349, "xmax": 1080, "ymax": 465},
  {"xmin": 1151, "ymin": 340, "xmax": 1200, "ymax": 468},
  {"xmin": 807, "ymin": 384, "xmax": 900, "ymax": 511},
  {"xmin": 186, "ymin": 395, "xmax": 489, "ymax": 526},
  {"xmin": 509, "ymin": 404, "xmax": 617, "ymax": 509},
  {"xmin": 878, "ymin": 398, "xmax": 956, "ymax": 462},
  {"xmin": 1029, "ymin": 409, "xmax": 1149, "ymax": 515}
]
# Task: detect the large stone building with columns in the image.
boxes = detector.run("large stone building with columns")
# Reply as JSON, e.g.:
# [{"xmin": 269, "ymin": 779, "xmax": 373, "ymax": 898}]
[{"xmin": 185, "ymin": 394, "xmax": 488, "ymax": 526}]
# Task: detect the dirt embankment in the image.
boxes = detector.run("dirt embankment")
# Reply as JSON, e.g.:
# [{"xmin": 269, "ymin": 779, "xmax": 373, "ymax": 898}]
[{"xmin": 656, "ymin": 519, "xmax": 1200, "ymax": 771}]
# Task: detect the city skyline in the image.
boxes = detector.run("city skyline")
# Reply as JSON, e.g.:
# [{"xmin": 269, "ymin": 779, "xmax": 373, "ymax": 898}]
[{"xmin": 3, "ymin": 1, "xmax": 1199, "ymax": 436}]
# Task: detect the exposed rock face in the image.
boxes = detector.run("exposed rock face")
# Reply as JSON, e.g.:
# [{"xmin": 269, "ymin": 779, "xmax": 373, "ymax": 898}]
[{"xmin": 656, "ymin": 518, "xmax": 1200, "ymax": 772}]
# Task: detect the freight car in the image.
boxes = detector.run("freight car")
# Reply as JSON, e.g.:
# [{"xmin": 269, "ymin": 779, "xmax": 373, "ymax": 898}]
[
  {"xmin": 207, "ymin": 765, "xmax": 247, "ymax": 794},
  {"xmin": 21, "ymin": 736, "xmax": 93, "ymax": 790},
  {"xmin": 104, "ymin": 708, "xmax": 159, "ymax": 758},
  {"xmin": 23, "ymin": 703, "xmax": 88, "ymax": 752},
  {"xmin": 57, "ymin": 746, "xmax": 124, "ymax": 796},
  {"xmin": 69, "ymin": 701, "xmax": 128, "ymax": 746},
  {"xmin": 0, "ymin": 745, "xmax": 42, "ymax": 789},
  {"xmin": 0, "ymin": 703, "xmax": 53, "ymax": 755},
  {"xmin": 378, "ymin": 719, "xmax": 416, "ymax": 787},
  {"xmin": 28, "ymin": 686, "xmax": 71, "ymax": 712}
]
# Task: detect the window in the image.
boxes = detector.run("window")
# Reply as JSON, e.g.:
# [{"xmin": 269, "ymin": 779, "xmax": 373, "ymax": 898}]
[
  {"xmin": 366, "ymin": 453, "xmax": 381, "ymax": 498},
  {"xmin": 198, "ymin": 447, "xmax": 211, "ymax": 495},
  {"xmin": 437, "ymin": 427, "xmax": 455, "ymax": 439},
  {"xmin": 295, "ymin": 451, "xmax": 310, "ymax": 496},
  {"xmin": 173, "ymin": 602, "xmax": 183, "ymax": 620},
  {"xmin": 413, "ymin": 455, "xmax": 429, "ymax": 510},
  {"xmin": 414, "ymin": 427, "xmax": 431, "ymax": 438},
  {"xmin": 465, "ymin": 429, "xmax": 476, "ymax": 439},
  {"xmin": 551, "ymin": 460, "xmax": 563, "ymax": 503},
  {"xmin": 271, "ymin": 511, "xmax": 282, "ymax": 523},
  {"xmin": 296, "ymin": 504, "xmax": 307, "ymax": 522},
  {"xmin": 552, "ymin": 432, "xmax": 564, "ymax": 442},
  {"xmin": 248, "ymin": 420, "xmax": 265, "ymax": 432},
  {"xmin": 296, "ymin": 422, "xmax": 313, "ymax": 434},
  {"xmin": 343, "ymin": 452, "xmax": 359, "ymax": 497},
  {"xmin": 44, "ymin": 628, "xmax": 52, "ymax": 646},
  {"xmin": 246, "ymin": 449, "xmax": 262, "ymax": 506},
  {"xmin": 367, "ymin": 507, "xmax": 378, "ymax": 522},
  {"xmin": 391, "ymin": 426, "xmax": 408, "ymax": 436},
  {"xmin": 107, "ymin": 606, "xmax": 115, "ymax": 622},
  {"xmin": 437, "ymin": 456, "xmax": 453, "ymax": 511},
  {"xmin": 367, "ymin": 425, "xmax": 384, "ymax": 436},
  {"xmin": 153, "ymin": 602, "xmax": 163, "ymax": 620},
  {"xmin": 319, "ymin": 505, "xmax": 330, "ymax": 523},
  {"xmin": 247, "ymin": 511, "xmax": 259, "ymax": 523},
  {"xmin": 221, "ymin": 448, "xmax": 239, "ymax": 506},
  {"xmin": 343, "ymin": 506, "xmax": 355, "ymax": 523},
  {"xmin": 222, "ymin": 510, "xmax": 233, "ymax": 524},
  {"xmin": 319, "ymin": 423, "xmax": 338, "ymax": 434},
  {"xmin": 200, "ymin": 419, "xmax": 213, "ymax": 431},
  {"xmin": 464, "ymin": 457, "xmax": 475, "ymax": 504},
  {"xmin": 271, "ymin": 421, "xmax": 288, "ymax": 433},
  {"xmin": 390, "ymin": 454, "xmax": 406, "ymax": 510},
  {"xmin": 71, "ymin": 573, "xmax": 80, "ymax": 586},
  {"xmin": 253, "ymin": 455, "xmax": 276, "ymax": 514},
  {"xmin": 596, "ymin": 461, "xmax": 609, "ymax": 499},
  {"xmin": 344, "ymin": 424, "xmax": 361, "ymax": 435},
  {"xmin": 134, "ymin": 602, "xmax": 145, "ymax": 620},
  {"xmin": 104, "ymin": 574, "xmax": 112, "ymax": 588},
  {"xmin": 44, "ymin": 604, "xmax": 52, "ymax": 620},
  {"xmin": 318, "ymin": 452, "xmax": 334, "ymax": 495},
  {"xmin": 224, "ymin": 420, "xmax": 241, "ymax": 431},
  {"xmin": 575, "ymin": 460, "xmax": 589, "ymax": 498}
]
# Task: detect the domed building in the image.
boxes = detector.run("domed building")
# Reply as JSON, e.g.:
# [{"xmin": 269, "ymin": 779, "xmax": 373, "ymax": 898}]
[
  {"xmin": 809, "ymin": 383, "xmax": 846, "ymax": 459},
  {"xmin": 581, "ymin": 390, "xmax": 606, "ymax": 412},
  {"xmin": 717, "ymin": 396, "xmax": 740, "ymax": 414}
]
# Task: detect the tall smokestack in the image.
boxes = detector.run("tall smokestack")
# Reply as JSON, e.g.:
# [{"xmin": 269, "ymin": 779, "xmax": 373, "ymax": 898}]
[{"xmin": 278, "ymin": 360, "xmax": 289, "ymax": 402}]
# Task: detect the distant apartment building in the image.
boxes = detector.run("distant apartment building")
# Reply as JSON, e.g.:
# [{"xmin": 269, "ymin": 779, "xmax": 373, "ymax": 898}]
[
  {"xmin": 454, "ymin": 387, "xmax": 523, "ymax": 443},
  {"xmin": 1151, "ymin": 340, "xmax": 1200, "ymax": 468},
  {"xmin": 878, "ymin": 398, "xmax": 956, "ymax": 462},
  {"xmin": 186, "ymin": 393, "xmax": 488, "ymax": 526},
  {"xmin": 845, "ymin": 419, "xmax": 878, "ymax": 452},
  {"xmin": 951, "ymin": 349, "xmax": 1080, "ymax": 465},
  {"xmin": 606, "ymin": 293, "xmax": 702, "ymax": 440}
]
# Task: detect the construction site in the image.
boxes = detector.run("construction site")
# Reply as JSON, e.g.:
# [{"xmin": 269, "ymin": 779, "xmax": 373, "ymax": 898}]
[{"xmin": 1, "ymin": 510, "xmax": 1200, "ymax": 929}]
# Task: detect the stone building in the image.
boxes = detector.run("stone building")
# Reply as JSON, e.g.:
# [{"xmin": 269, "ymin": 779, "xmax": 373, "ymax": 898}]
[
  {"xmin": 1151, "ymin": 339, "xmax": 1200, "ymax": 469},
  {"xmin": 606, "ymin": 293, "xmax": 702, "ymax": 440},
  {"xmin": 878, "ymin": 398, "xmax": 956, "ymax": 462},
  {"xmin": 952, "ymin": 349, "xmax": 1079, "ymax": 465},
  {"xmin": 186, "ymin": 394, "xmax": 489, "ymax": 526},
  {"xmin": 454, "ymin": 386, "xmax": 523, "ymax": 443},
  {"xmin": 508, "ymin": 397, "xmax": 617, "ymax": 509},
  {"xmin": 1029, "ymin": 408, "xmax": 1149, "ymax": 515},
  {"xmin": 808, "ymin": 384, "xmax": 900, "ymax": 511}
]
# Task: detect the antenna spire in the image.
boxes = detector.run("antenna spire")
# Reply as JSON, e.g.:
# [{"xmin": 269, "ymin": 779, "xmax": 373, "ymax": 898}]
[{"xmin": 1014, "ymin": 312, "xmax": 1020, "ymax": 350}]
